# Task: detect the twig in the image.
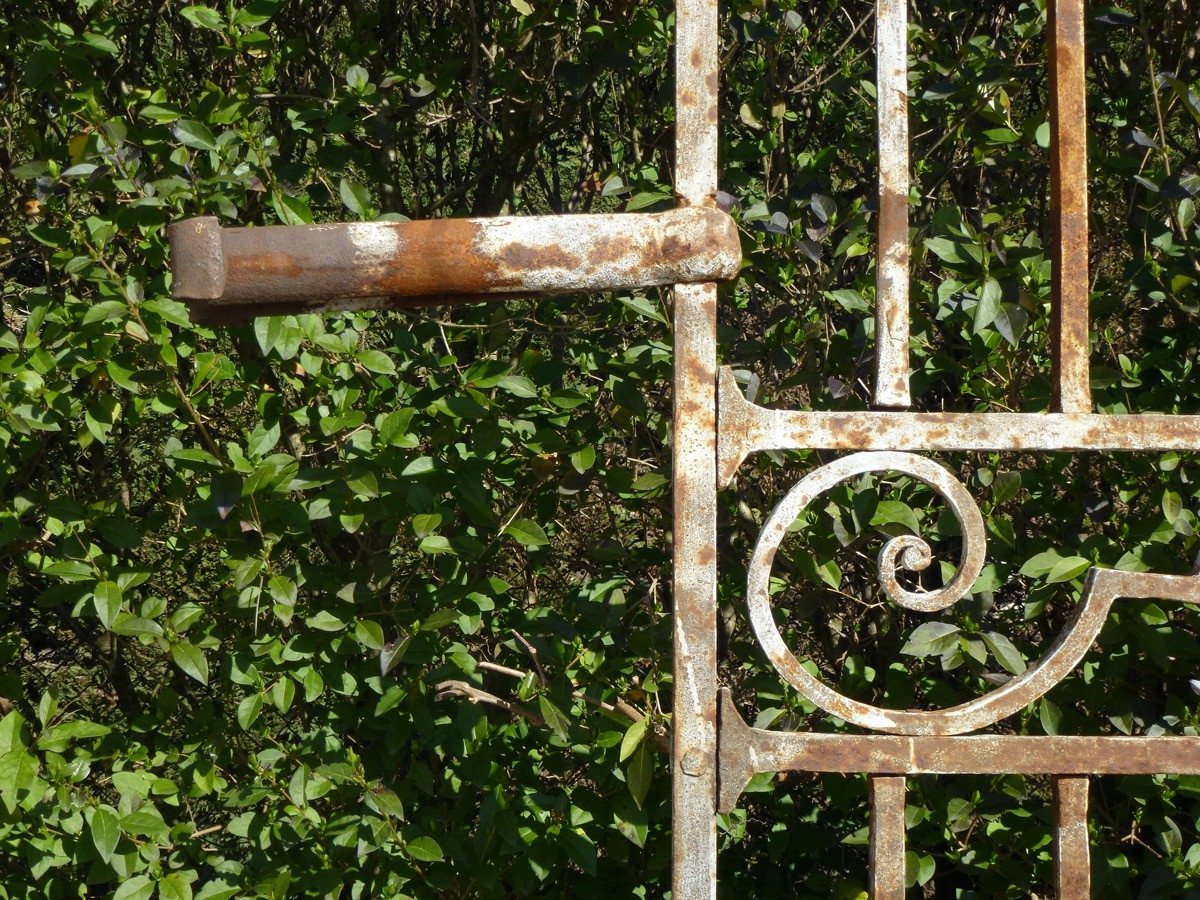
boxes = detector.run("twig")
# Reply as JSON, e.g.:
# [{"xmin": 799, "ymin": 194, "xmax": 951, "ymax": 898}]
[
  {"xmin": 511, "ymin": 630, "xmax": 548, "ymax": 685},
  {"xmin": 446, "ymin": 664, "xmax": 672, "ymax": 752},
  {"xmin": 478, "ymin": 660, "xmax": 526, "ymax": 679},
  {"xmin": 436, "ymin": 680, "xmax": 542, "ymax": 725}
]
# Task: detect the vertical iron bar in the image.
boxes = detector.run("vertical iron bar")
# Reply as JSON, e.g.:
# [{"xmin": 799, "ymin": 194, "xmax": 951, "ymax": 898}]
[
  {"xmin": 1054, "ymin": 776, "xmax": 1091, "ymax": 899},
  {"xmin": 1048, "ymin": 0, "xmax": 1091, "ymax": 413},
  {"xmin": 672, "ymin": 0, "xmax": 721, "ymax": 896},
  {"xmin": 869, "ymin": 776, "xmax": 907, "ymax": 900},
  {"xmin": 874, "ymin": 0, "xmax": 911, "ymax": 409}
]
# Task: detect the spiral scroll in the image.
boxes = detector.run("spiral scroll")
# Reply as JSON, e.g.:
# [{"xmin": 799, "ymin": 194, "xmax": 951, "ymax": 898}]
[{"xmin": 745, "ymin": 451, "xmax": 990, "ymax": 733}]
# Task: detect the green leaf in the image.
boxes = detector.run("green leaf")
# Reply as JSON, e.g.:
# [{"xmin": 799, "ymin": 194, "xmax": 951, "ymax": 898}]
[
  {"xmin": 90, "ymin": 806, "xmax": 121, "ymax": 864},
  {"xmin": 1045, "ymin": 556, "xmax": 1091, "ymax": 584},
  {"xmin": 626, "ymin": 743, "xmax": 653, "ymax": 809},
  {"xmin": 247, "ymin": 421, "xmax": 280, "ymax": 458},
  {"xmin": 306, "ymin": 610, "xmax": 346, "ymax": 632},
  {"xmin": 357, "ymin": 350, "xmax": 396, "ymax": 375},
  {"xmin": 271, "ymin": 190, "xmax": 313, "ymax": 225},
  {"xmin": 570, "ymin": 446, "xmax": 596, "ymax": 474},
  {"xmin": 0, "ymin": 711, "xmax": 27, "ymax": 753},
  {"xmin": 37, "ymin": 720, "xmax": 110, "ymax": 751},
  {"xmin": 401, "ymin": 456, "xmax": 436, "ymax": 477},
  {"xmin": 825, "ymin": 289, "xmax": 870, "ymax": 314},
  {"xmin": 380, "ymin": 633, "xmax": 412, "ymax": 676},
  {"xmin": 93, "ymin": 580, "xmax": 122, "ymax": 629},
  {"xmin": 1019, "ymin": 549, "xmax": 1061, "ymax": 578},
  {"xmin": 900, "ymin": 621, "xmax": 960, "ymax": 658},
  {"xmin": 418, "ymin": 534, "xmax": 455, "ymax": 555},
  {"xmin": 269, "ymin": 677, "xmax": 295, "ymax": 712},
  {"xmin": 924, "ymin": 237, "xmax": 970, "ymax": 265},
  {"xmin": 981, "ymin": 631, "xmax": 1026, "ymax": 675},
  {"xmin": 497, "ymin": 375, "xmax": 538, "ymax": 398},
  {"xmin": 171, "ymin": 642, "xmax": 209, "ymax": 685},
  {"xmin": 113, "ymin": 875, "xmax": 155, "ymax": 900},
  {"xmin": 1163, "ymin": 489, "xmax": 1184, "ymax": 525},
  {"xmin": 237, "ymin": 694, "xmax": 263, "ymax": 730},
  {"xmin": 1040, "ymin": 697, "xmax": 1062, "ymax": 735},
  {"xmin": 355, "ymin": 619, "xmax": 386, "ymax": 651},
  {"xmin": 0, "ymin": 749, "xmax": 39, "ymax": 812},
  {"xmin": 82, "ymin": 33, "xmax": 119, "ymax": 55},
  {"xmin": 991, "ymin": 471, "xmax": 1022, "ymax": 504},
  {"xmin": 619, "ymin": 717, "xmax": 648, "ymax": 762},
  {"xmin": 411, "ymin": 513, "xmax": 442, "ymax": 538},
  {"xmin": 195, "ymin": 882, "xmax": 240, "ymax": 900},
  {"xmin": 618, "ymin": 296, "xmax": 668, "ymax": 324},
  {"xmin": 339, "ymin": 178, "xmax": 372, "ymax": 218},
  {"xmin": 345, "ymin": 65, "xmax": 370, "ymax": 90},
  {"xmin": 159, "ymin": 873, "xmax": 194, "ymax": 900},
  {"xmin": 173, "ymin": 119, "xmax": 218, "ymax": 152},
  {"xmin": 538, "ymin": 695, "xmax": 571, "ymax": 741},
  {"xmin": 506, "ymin": 518, "xmax": 548, "ymax": 547},
  {"xmin": 180, "ymin": 5, "xmax": 224, "ymax": 29},
  {"xmin": 974, "ymin": 277, "xmax": 1002, "ymax": 333},
  {"xmin": 870, "ymin": 500, "xmax": 919, "ymax": 535},
  {"xmin": 406, "ymin": 835, "xmax": 444, "ymax": 862}
]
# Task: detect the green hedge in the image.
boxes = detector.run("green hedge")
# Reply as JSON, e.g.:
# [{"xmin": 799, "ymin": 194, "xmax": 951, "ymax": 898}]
[{"xmin": 2, "ymin": 0, "xmax": 1199, "ymax": 897}]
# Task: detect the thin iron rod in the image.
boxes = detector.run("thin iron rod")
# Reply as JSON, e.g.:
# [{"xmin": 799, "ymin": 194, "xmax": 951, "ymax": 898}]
[
  {"xmin": 1054, "ymin": 777, "xmax": 1091, "ymax": 899},
  {"xmin": 869, "ymin": 776, "xmax": 907, "ymax": 900},
  {"xmin": 1049, "ymin": 0, "xmax": 1091, "ymax": 413},
  {"xmin": 670, "ymin": 0, "xmax": 721, "ymax": 894},
  {"xmin": 874, "ymin": 0, "xmax": 911, "ymax": 408}
]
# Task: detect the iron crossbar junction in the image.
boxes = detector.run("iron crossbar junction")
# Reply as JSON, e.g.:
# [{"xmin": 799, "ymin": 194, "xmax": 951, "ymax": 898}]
[{"xmin": 166, "ymin": 1, "xmax": 1200, "ymax": 896}]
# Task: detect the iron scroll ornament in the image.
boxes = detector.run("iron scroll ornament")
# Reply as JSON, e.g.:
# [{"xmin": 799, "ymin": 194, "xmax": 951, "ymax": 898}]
[{"xmin": 745, "ymin": 452, "xmax": 1200, "ymax": 737}]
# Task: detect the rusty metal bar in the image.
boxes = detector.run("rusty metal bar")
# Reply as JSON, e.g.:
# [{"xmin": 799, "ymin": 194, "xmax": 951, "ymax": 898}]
[
  {"xmin": 1049, "ymin": 0, "xmax": 1091, "ymax": 413},
  {"xmin": 717, "ymin": 691, "xmax": 1200, "ymax": 813},
  {"xmin": 670, "ymin": 0, "xmax": 721, "ymax": 895},
  {"xmin": 1054, "ymin": 777, "xmax": 1091, "ymax": 899},
  {"xmin": 733, "ymin": 560, "xmax": 1200, "ymax": 744},
  {"xmin": 717, "ymin": 368, "xmax": 1200, "ymax": 486},
  {"xmin": 869, "ymin": 777, "xmax": 907, "ymax": 900},
  {"xmin": 874, "ymin": 0, "xmax": 911, "ymax": 409},
  {"xmin": 168, "ymin": 208, "xmax": 740, "ymax": 319}
]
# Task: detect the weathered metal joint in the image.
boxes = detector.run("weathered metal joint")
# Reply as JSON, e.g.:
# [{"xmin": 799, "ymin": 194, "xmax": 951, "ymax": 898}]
[
  {"xmin": 168, "ymin": 208, "xmax": 741, "ymax": 322},
  {"xmin": 680, "ymin": 748, "xmax": 709, "ymax": 777}
]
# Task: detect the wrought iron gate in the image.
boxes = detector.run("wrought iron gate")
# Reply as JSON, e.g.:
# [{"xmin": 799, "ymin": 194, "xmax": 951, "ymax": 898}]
[{"xmin": 167, "ymin": 1, "xmax": 1200, "ymax": 896}]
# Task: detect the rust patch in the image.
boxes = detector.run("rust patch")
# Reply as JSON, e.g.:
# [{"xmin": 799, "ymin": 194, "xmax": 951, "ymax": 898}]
[
  {"xmin": 169, "ymin": 209, "xmax": 740, "ymax": 320},
  {"xmin": 226, "ymin": 252, "xmax": 304, "ymax": 279},
  {"xmin": 497, "ymin": 241, "xmax": 583, "ymax": 277}
]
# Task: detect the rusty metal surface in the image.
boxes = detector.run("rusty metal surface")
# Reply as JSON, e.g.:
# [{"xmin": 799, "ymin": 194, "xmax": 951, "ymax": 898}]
[
  {"xmin": 869, "ymin": 777, "xmax": 907, "ymax": 900},
  {"xmin": 746, "ymin": 492, "xmax": 1200, "ymax": 736},
  {"xmin": 717, "ymin": 367, "xmax": 1200, "ymax": 487},
  {"xmin": 670, "ymin": 0, "xmax": 722, "ymax": 896},
  {"xmin": 169, "ymin": 208, "xmax": 740, "ymax": 317},
  {"xmin": 1049, "ymin": 0, "xmax": 1091, "ymax": 413},
  {"xmin": 163, "ymin": 0, "xmax": 1189, "ymax": 892},
  {"xmin": 717, "ymin": 690, "xmax": 1200, "ymax": 814},
  {"xmin": 745, "ymin": 452, "xmax": 987, "ymax": 622},
  {"xmin": 715, "ymin": 0, "xmax": 1195, "ymax": 893},
  {"xmin": 1054, "ymin": 777, "xmax": 1091, "ymax": 900},
  {"xmin": 874, "ymin": 0, "xmax": 911, "ymax": 409}
]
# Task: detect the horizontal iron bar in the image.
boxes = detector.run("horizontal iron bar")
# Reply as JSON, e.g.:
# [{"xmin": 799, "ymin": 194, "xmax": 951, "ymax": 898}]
[
  {"xmin": 717, "ymin": 690, "xmax": 1200, "ymax": 813},
  {"xmin": 718, "ymin": 368, "xmax": 1200, "ymax": 486},
  {"xmin": 168, "ymin": 208, "xmax": 741, "ymax": 322}
]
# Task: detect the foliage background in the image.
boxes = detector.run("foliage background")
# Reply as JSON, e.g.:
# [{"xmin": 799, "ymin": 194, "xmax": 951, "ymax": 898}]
[{"xmin": 2, "ymin": 0, "xmax": 1200, "ymax": 896}]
